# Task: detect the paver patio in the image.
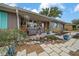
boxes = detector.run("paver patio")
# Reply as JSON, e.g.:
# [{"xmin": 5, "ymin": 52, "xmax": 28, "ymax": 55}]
[
  {"xmin": 29, "ymin": 38, "xmax": 79, "ymax": 56},
  {"xmin": 38, "ymin": 52, "xmax": 49, "ymax": 56},
  {"xmin": 51, "ymin": 46, "xmax": 62, "ymax": 54},
  {"xmin": 71, "ymin": 40, "xmax": 79, "ymax": 49},
  {"xmin": 59, "ymin": 52, "xmax": 70, "ymax": 56},
  {"xmin": 49, "ymin": 51, "xmax": 59, "ymax": 56},
  {"xmin": 40, "ymin": 45, "xmax": 53, "ymax": 54}
]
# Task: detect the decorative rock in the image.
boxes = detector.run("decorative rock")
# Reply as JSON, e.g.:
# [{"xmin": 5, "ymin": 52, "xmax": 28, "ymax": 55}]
[{"xmin": 0, "ymin": 46, "xmax": 8, "ymax": 56}]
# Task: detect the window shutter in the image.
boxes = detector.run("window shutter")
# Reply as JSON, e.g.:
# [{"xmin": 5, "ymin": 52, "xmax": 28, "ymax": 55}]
[
  {"xmin": 0, "ymin": 11, "xmax": 8, "ymax": 29},
  {"xmin": 0, "ymin": 12, "xmax": 1, "ymax": 29}
]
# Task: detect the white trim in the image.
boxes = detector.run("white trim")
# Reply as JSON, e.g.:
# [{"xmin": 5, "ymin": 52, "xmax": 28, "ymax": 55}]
[{"xmin": 16, "ymin": 8, "xmax": 20, "ymax": 29}]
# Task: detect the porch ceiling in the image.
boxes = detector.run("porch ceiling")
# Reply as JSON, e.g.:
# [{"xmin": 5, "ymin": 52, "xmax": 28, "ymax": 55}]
[{"xmin": 19, "ymin": 11, "xmax": 50, "ymax": 22}]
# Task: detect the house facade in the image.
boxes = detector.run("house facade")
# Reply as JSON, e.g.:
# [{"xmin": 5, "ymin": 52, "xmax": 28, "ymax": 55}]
[
  {"xmin": 0, "ymin": 4, "xmax": 66, "ymax": 35},
  {"xmin": 64, "ymin": 24, "xmax": 73, "ymax": 31}
]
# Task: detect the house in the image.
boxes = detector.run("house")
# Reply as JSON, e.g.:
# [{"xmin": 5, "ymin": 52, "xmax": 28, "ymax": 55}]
[
  {"xmin": 0, "ymin": 3, "xmax": 66, "ymax": 35},
  {"xmin": 76, "ymin": 24, "xmax": 79, "ymax": 30},
  {"xmin": 64, "ymin": 23, "xmax": 78, "ymax": 31}
]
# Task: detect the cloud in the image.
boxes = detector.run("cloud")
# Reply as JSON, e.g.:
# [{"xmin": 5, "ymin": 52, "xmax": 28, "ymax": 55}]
[
  {"xmin": 23, "ymin": 3, "xmax": 65, "ymax": 14},
  {"xmin": 4, "ymin": 3, "xmax": 65, "ymax": 14},
  {"xmin": 4, "ymin": 3, "xmax": 17, "ymax": 7},
  {"xmin": 23, "ymin": 6, "xmax": 39, "ymax": 13},
  {"xmin": 55, "ymin": 17, "xmax": 62, "ymax": 20},
  {"xmin": 5, "ymin": 3, "xmax": 39, "ymax": 13},
  {"xmin": 23, "ymin": 7, "xmax": 31, "ymax": 10},
  {"xmin": 74, "ymin": 4, "xmax": 79, "ymax": 12},
  {"xmin": 31, "ymin": 9, "xmax": 39, "ymax": 13},
  {"xmin": 39, "ymin": 3, "xmax": 65, "ymax": 11}
]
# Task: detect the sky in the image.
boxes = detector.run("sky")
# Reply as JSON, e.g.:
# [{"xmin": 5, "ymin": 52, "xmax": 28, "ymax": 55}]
[{"xmin": 6, "ymin": 3, "xmax": 79, "ymax": 23}]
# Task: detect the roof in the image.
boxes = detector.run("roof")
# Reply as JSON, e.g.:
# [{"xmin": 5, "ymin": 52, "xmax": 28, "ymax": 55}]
[{"xmin": 0, "ymin": 3, "xmax": 66, "ymax": 24}]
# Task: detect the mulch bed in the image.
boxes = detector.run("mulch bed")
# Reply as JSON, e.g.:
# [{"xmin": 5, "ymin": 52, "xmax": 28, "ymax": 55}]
[
  {"xmin": 42, "ymin": 36, "xmax": 65, "ymax": 44},
  {"xmin": 69, "ymin": 50, "xmax": 79, "ymax": 56},
  {"xmin": 16, "ymin": 38, "xmax": 65, "ymax": 55},
  {"xmin": 73, "ymin": 36, "xmax": 79, "ymax": 39},
  {"xmin": 16, "ymin": 43, "xmax": 44, "ymax": 54},
  {"xmin": 55, "ymin": 32, "xmax": 69, "ymax": 36}
]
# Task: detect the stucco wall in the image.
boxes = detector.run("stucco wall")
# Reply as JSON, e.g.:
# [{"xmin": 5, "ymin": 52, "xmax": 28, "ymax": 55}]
[
  {"xmin": 64, "ymin": 24, "xmax": 73, "ymax": 31},
  {"xmin": 8, "ymin": 13, "xmax": 17, "ymax": 29},
  {"xmin": 49, "ymin": 22, "xmax": 64, "ymax": 33}
]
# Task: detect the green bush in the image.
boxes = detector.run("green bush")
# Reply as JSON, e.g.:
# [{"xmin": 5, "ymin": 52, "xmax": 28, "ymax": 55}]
[
  {"xmin": 0, "ymin": 30, "xmax": 12, "ymax": 46},
  {"xmin": 0, "ymin": 29, "xmax": 27, "ymax": 47},
  {"xmin": 46, "ymin": 35, "xmax": 58, "ymax": 40}
]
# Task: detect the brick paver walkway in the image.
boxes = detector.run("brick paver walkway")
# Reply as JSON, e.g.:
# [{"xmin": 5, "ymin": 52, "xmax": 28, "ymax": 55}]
[{"xmin": 15, "ymin": 38, "xmax": 79, "ymax": 56}]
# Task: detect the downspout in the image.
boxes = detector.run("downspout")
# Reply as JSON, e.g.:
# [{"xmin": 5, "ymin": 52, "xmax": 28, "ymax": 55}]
[
  {"xmin": 47, "ymin": 8, "xmax": 50, "ymax": 32},
  {"xmin": 16, "ymin": 8, "xmax": 20, "ymax": 42},
  {"xmin": 16, "ymin": 8, "xmax": 20, "ymax": 29}
]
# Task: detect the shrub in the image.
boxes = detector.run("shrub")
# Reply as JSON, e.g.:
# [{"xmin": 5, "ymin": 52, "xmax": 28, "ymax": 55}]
[
  {"xmin": 46, "ymin": 35, "xmax": 58, "ymax": 40},
  {"xmin": 0, "ymin": 30, "xmax": 13, "ymax": 46},
  {"xmin": 0, "ymin": 29, "xmax": 27, "ymax": 47}
]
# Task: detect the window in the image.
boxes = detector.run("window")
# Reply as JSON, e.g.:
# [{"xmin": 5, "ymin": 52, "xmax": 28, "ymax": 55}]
[{"xmin": 0, "ymin": 11, "xmax": 8, "ymax": 29}]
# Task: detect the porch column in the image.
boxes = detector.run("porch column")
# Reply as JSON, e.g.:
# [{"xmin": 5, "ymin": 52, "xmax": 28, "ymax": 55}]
[
  {"xmin": 59, "ymin": 23, "xmax": 63, "ymax": 31},
  {"xmin": 49, "ymin": 22, "xmax": 53, "ymax": 31},
  {"xmin": 16, "ymin": 8, "xmax": 20, "ymax": 29}
]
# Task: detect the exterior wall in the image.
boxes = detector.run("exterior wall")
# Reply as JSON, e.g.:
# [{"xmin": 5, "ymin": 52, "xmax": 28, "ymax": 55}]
[
  {"xmin": 49, "ymin": 22, "xmax": 64, "ymax": 33},
  {"xmin": 64, "ymin": 24, "xmax": 73, "ymax": 31},
  {"xmin": 8, "ymin": 13, "xmax": 17, "ymax": 29}
]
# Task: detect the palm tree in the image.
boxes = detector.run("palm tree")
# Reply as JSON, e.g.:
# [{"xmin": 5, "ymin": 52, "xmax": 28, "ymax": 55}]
[
  {"xmin": 39, "ymin": 7, "xmax": 62, "ymax": 18},
  {"xmin": 40, "ymin": 8, "xmax": 49, "ymax": 16}
]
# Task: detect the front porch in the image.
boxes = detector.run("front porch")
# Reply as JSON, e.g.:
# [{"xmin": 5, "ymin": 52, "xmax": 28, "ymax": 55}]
[
  {"xmin": 19, "ymin": 14, "xmax": 50, "ymax": 35},
  {"xmin": 19, "ymin": 15, "xmax": 65, "ymax": 36}
]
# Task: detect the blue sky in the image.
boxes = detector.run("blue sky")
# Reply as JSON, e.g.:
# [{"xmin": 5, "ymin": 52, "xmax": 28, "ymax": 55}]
[{"xmin": 7, "ymin": 3, "xmax": 79, "ymax": 23}]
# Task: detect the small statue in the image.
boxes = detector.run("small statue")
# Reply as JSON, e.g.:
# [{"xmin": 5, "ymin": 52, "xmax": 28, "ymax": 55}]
[
  {"xmin": 63, "ymin": 34, "xmax": 70, "ymax": 41},
  {"xmin": 6, "ymin": 44, "xmax": 16, "ymax": 56}
]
